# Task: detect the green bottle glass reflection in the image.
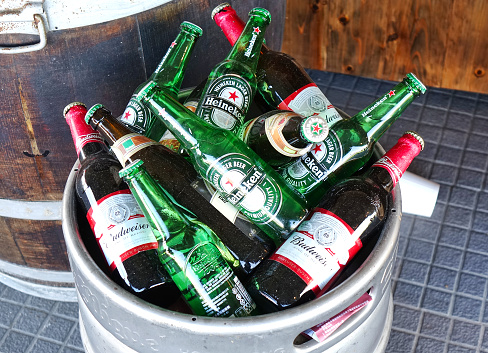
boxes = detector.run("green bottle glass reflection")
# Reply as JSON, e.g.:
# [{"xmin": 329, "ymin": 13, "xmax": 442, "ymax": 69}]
[
  {"xmin": 119, "ymin": 159, "xmax": 258, "ymax": 317},
  {"xmin": 195, "ymin": 8, "xmax": 271, "ymax": 134},
  {"xmin": 136, "ymin": 81, "xmax": 309, "ymax": 245},
  {"xmin": 119, "ymin": 21, "xmax": 202, "ymax": 142},
  {"xmin": 280, "ymin": 73, "xmax": 427, "ymax": 207}
]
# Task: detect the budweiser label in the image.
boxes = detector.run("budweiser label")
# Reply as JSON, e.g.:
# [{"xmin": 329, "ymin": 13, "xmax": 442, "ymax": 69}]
[
  {"xmin": 86, "ymin": 190, "xmax": 158, "ymax": 272},
  {"xmin": 270, "ymin": 208, "xmax": 362, "ymax": 295},
  {"xmin": 278, "ymin": 83, "xmax": 343, "ymax": 127}
]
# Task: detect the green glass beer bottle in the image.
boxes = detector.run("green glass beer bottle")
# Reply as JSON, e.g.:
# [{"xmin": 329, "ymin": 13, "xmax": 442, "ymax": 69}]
[
  {"xmin": 119, "ymin": 21, "xmax": 202, "ymax": 142},
  {"xmin": 194, "ymin": 7, "xmax": 271, "ymax": 134},
  {"xmin": 120, "ymin": 159, "xmax": 258, "ymax": 317},
  {"xmin": 212, "ymin": 3, "xmax": 342, "ymax": 129},
  {"xmin": 280, "ymin": 73, "xmax": 427, "ymax": 207},
  {"xmin": 136, "ymin": 81, "xmax": 309, "ymax": 245}
]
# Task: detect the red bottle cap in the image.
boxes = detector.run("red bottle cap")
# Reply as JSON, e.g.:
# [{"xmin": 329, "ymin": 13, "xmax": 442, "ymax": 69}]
[
  {"xmin": 212, "ymin": 3, "xmax": 246, "ymax": 46},
  {"xmin": 64, "ymin": 102, "xmax": 104, "ymax": 156}
]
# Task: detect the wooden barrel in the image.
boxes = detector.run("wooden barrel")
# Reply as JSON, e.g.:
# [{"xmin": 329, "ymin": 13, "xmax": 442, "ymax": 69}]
[{"xmin": 0, "ymin": 0, "xmax": 286, "ymax": 301}]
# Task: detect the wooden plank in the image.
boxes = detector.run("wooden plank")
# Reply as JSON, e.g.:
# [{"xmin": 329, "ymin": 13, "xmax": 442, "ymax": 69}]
[
  {"xmin": 282, "ymin": 0, "xmax": 488, "ymax": 94},
  {"xmin": 442, "ymin": 0, "xmax": 488, "ymax": 93},
  {"xmin": 282, "ymin": 0, "xmax": 329, "ymax": 70},
  {"xmin": 5, "ymin": 218, "xmax": 69, "ymax": 271},
  {"xmin": 0, "ymin": 217, "xmax": 25, "ymax": 266}
]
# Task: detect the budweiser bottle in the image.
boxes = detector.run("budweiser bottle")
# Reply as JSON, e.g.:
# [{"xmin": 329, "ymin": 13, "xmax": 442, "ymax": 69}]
[
  {"xmin": 119, "ymin": 21, "xmax": 202, "ymax": 143},
  {"xmin": 239, "ymin": 110, "xmax": 328, "ymax": 167},
  {"xmin": 135, "ymin": 81, "xmax": 309, "ymax": 244},
  {"xmin": 280, "ymin": 73, "xmax": 426, "ymax": 207},
  {"xmin": 246, "ymin": 131, "xmax": 424, "ymax": 313},
  {"xmin": 85, "ymin": 104, "xmax": 273, "ymax": 277},
  {"xmin": 64, "ymin": 102, "xmax": 180, "ymax": 307},
  {"xmin": 195, "ymin": 7, "xmax": 271, "ymax": 134},
  {"xmin": 212, "ymin": 3, "xmax": 341, "ymax": 129},
  {"xmin": 120, "ymin": 159, "xmax": 258, "ymax": 317}
]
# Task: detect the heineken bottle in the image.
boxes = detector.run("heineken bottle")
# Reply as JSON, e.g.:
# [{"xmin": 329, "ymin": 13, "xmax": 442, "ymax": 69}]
[
  {"xmin": 136, "ymin": 81, "xmax": 309, "ymax": 245},
  {"xmin": 280, "ymin": 73, "xmax": 427, "ymax": 207},
  {"xmin": 195, "ymin": 7, "xmax": 271, "ymax": 134},
  {"xmin": 119, "ymin": 21, "xmax": 202, "ymax": 142},
  {"xmin": 212, "ymin": 3, "xmax": 341, "ymax": 129},
  {"xmin": 239, "ymin": 110, "xmax": 329, "ymax": 168},
  {"xmin": 119, "ymin": 159, "xmax": 258, "ymax": 317}
]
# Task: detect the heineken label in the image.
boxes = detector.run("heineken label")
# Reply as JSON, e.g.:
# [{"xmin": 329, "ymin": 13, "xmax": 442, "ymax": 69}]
[
  {"xmin": 281, "ymin": 131, "xmax": 343, "ymax": 194},
  {"xmin": 206, "ymin": 153, "xmax": 283, "ymax": 225},
  {"xmin": 278, "ymin": 83, "xmax": 343, "ymax": 128},
  {"xmin": 270, "ymin": 208, "xmax": 362, "ymax": 296},
  {"xmin": 185, "ymin": 241, "xmax": 256, "ymax": 317},
  {"xmin": 86, "ymin": 190, "xmax": 157, "ymax": 272},
  {"xmin": 119, "ymin": 97, "xmax": 153, "ymax": 135},
  {"xmin": 199, "ymin": 74, "xmax": 252, "ymax": 132}
]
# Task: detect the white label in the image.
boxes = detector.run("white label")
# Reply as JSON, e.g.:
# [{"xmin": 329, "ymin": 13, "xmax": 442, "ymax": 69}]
[
  {"xmin": 87, "ymin": 190, "xmax": 157, "ymax": 271},
  {"xmin": 270, "ymin": 208, "xmax": 361, "ymax": 295},
  {"xmin": 280, "ymin": 83, "xmax": 343, "ymax": 128}
]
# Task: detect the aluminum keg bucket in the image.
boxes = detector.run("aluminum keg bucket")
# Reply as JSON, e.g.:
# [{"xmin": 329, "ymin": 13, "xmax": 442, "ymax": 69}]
[{"xmin": 62, "ymin": 145, "xmax": 400, "ymax": 353}]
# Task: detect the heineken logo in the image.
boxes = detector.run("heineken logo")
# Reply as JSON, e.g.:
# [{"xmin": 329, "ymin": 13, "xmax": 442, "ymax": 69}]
[
  {"xmin": 361, "ymin": 93, "xmax": 390, "ymax": 118},
  {"xmin": 120, "ymin": 98, "xmax": 150, "ymax": 134},
  {"xmin": 206, "ymin": 153, "xmax": 283, "ymax": 225},
  {"xmin": 244, "ymin": 27, "xmax": 261, "ymax": 57},
  {"xmin": 302, "ymin": 115, "xmax": 329, "ymax": 143},
  {"xmin": 200, "ymin": 75, "xmax": 251, "ymax": 132}
]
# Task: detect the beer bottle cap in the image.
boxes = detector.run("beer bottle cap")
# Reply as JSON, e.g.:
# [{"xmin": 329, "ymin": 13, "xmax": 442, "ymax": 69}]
[
  {"xmin": 301, "ymin": 115, "xmax": 329, "ymax": 143},
  {"xmin": 85, "ymin": 104, "xmax": 104, "ymax": 124},
  {"xmin": 119, "ymin": 159, "xmax": 144, "ymax": 178},
  {"xmin": 63, "ymin": 102, "xmax": 86, "ymax": 117},
  {"xmin": 405, "ymin": 73, "xmax": 426, "ymax": 94},
  {"xmin": 181, "ymin": 21, "xmax": 203, "ymax": 37},
  {"xmin": 403, "ymin": 130, "xmax": 424, "ymax": 150},
  {"xmin": 211, "ymin": 3, "xmax": 231, "ymax": 20},
  {"xmin": 249, "ymin": 8, "xmax": 271, "ymax": 23}
]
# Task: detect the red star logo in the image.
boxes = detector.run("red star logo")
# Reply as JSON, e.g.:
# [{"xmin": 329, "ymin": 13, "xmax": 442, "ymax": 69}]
[
  {"xmin": 228, "ymin": 91, "xmax": 239, "ymax": 102},
  {"xmin": 224, "ymin": 178, "xmax": 234, "ymax": 188},
  {"xmin": 123, "ymin": 111, "xmax": 132, "ymax": 121},
  {"xmin": 312, "ymin": 123, "xmax": 323, "ymax": 134},
  {"xmin": 312, "ymin": 144, "xmax": 322, "ymax": 154},
  {"xmin": 388, "ymin": 90, "xmax": 395, "ymax": 97},
  {"xmin": 253, "ymin": 27, "xmax": 261, "ymax": 34},
  {"xmin": 170, "ymin": 41, "xmax": 177, "ymax": 48}
]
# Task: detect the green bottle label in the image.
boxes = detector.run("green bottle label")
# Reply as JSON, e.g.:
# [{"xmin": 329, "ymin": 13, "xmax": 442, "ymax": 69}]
[
  {"xmin": 120, "ymin": 97, "xmax": 153, "ymax": 135},
  {"xmin": 206, "ymin": 153, "xmax": 283, "ymax": 225},
  {"xmin": 281, "ymin": 131, "xmax": 343, "ymax": 194},
  {"xmin": 199, "ymin": 74, "xmax": 252, "ymax": 132},
  {"xmin": 185, "ymin": 242, "xmax": 255, "ymax": 317}
]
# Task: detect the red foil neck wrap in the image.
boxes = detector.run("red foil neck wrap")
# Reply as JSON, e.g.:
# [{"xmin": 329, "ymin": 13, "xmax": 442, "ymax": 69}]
[
  {"xmin": 372, "ymin": 132, "xmax": 423, "ymax": 187},
  {"xmin": 213, "ymin": 5, "xmax": 245, "ymax": 46},
  {"xmin": 65, "ymin": 104, "xmax": 104, "ymax": 156}
]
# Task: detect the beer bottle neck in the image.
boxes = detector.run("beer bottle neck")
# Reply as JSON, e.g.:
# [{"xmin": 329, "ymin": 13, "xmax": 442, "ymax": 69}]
[
  {"xmin": 65, "ymin": 104, "xmax": 107, "ymax": 162},
  {"xmin": 352, "ymin": 75, "xmax": 425, "ymax": 142},
  {"xmin": 126, "ymin": 166, "xmax": 187, "ymax": 238},
  {"xmin": 88, "ymin": 108, "xmax": 135, "ymax": 146},
  {"xmin": 224, "ymin": 10, "xmax": 270, "ymax": 72},
  {"xmin": 367, "ymin": 132, "xmax": 424, "ymax": 192},
  {"xmin": 150, "ymin": 26, "xmax": 201, "ymax": 97},
  {"xmin": 213, "ymin": 4, "xmax": 270, "ymax": 53}
]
